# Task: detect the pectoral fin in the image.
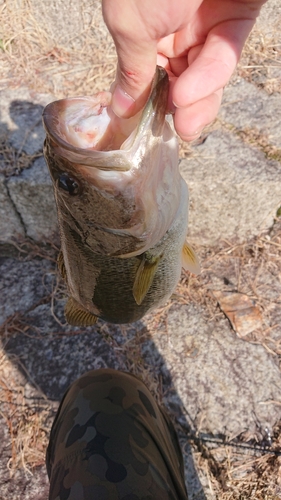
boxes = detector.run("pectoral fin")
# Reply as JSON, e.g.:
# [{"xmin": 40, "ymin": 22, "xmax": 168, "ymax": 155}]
[
  {"xmin": 133, "ymin": 254, "xmax": 162, "ymax": 306},
  {"xmin": 182, "ymin": 241, "xmax": 200, "ymax": 275},
  {"xmin": 65, "ymin": 297, "xmax": 98, "ymax": 326},
  {"xmin": 57, "ymin": 250, "xmax": 67, "ymax": 280}
]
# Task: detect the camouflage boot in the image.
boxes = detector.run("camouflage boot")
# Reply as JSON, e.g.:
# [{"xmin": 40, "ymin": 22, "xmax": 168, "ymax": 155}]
[{"xmin": 46, "ymin": 368, "xmax": 188, "ymax": 499}]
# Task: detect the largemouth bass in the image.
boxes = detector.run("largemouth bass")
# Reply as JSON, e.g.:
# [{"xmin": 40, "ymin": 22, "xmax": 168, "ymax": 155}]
[{"xmin": 43, "ymin": 67, "xmax": 199, "ymax": 325}]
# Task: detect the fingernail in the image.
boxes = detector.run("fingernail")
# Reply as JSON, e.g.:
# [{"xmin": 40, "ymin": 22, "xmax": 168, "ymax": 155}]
[{"xmin": 111, "ymin": 85, "xmax": 136, "ymax": 118}]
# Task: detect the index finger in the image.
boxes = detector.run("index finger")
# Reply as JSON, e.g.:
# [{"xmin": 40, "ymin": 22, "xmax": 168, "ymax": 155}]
[{"xmin": 172, "ymin": 18, "xmax": 256, "ymax": 108}]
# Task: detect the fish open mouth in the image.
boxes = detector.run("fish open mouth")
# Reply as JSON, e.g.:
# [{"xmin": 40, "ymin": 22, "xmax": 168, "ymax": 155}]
[{"xmin": 43, "ymin": 92, "xmax": 140, "ymax": 153}]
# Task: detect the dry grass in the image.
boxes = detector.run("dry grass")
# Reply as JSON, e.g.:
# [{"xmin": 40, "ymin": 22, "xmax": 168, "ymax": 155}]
[
  {"xmin": 0, "ymin": 0, "xmax": 116, "ymax": 97},
  {"xmin": 0, "ymin": 236, "xmax": 59, "ymax": 263},
  {"xmin": 0, "ymin": 137, "xmax": 43, "ymax": 177},
  {"xmin": 0, "ymin": 349, "xmax": 53, "ymax": 475},
  {"xmin": 218, "ymin": 121, "xmax": 281, "ymax": 163},
  {"xmin": 238, "ymin": 19, "xmax": 281, "ymax": 94},
  {"xmin": 195, "ymin": 443, "xmax": 281, "ymax": 499}
]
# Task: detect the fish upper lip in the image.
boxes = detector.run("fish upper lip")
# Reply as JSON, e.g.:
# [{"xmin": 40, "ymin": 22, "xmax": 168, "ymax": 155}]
[{"xmin": 42, "ymin": 67, "xmax": 169, "ymax": 164}]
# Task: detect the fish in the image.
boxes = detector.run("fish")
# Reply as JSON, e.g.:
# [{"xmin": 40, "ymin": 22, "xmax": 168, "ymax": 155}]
[{"xmin": 42, "ymin": 66, "xmax": 200, "ymax": 325}]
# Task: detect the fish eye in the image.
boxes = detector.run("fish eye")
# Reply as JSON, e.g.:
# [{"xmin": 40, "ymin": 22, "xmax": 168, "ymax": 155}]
[{"xmin": 58, "ymin": 173, "xmax": 80, "ymax": 195}]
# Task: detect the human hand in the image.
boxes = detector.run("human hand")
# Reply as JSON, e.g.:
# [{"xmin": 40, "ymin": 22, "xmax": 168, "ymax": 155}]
[{"xmin": 102, "ymin": 0, "xmax": 267, "ymax": 141}]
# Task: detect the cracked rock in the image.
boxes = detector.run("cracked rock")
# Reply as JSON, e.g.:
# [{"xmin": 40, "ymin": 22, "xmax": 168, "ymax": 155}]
[
  {"xmin": 142, "ymin": 303, "xmax": 281, "ymax": 437},
  {"xmin": 180, "ymin": 129, "xmax": 281, "ymax": 245},
  {"xmin": 7, "ymin": 157, "xmax": 58, "ymax": 242},
  {"xmin": 0, "ymin": 257, "xmax": 56, "ymax": 325},
  {"xmin": 0, "ymin": 173, "xmax": 25, "ymax": 241},
  {"xmin": 6, "ymin": 305, "xmax": 128, "ymax": 400},
  {"xmin": 220, "ymin": 79, "xmax": 281, "ymax": 148}
]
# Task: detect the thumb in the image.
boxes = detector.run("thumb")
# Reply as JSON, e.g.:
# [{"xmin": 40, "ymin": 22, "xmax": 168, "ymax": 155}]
[
  {"xmin": 111, "ymin": 42, "xmax": 157, "ymax": 118},
  {"xmin": 102, "ymin": 1, "xmax": 157, "ymax": 117}
]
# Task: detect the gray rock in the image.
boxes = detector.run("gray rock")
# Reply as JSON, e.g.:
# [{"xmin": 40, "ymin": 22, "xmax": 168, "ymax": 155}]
[
  {"xmin": 5, "ymin": 99, "xmax": 45, "ymax": 156},
  {"xmin": 180, "ymin": 438, "xmax": 209, "ymax": 500},
  {"xmin": 180, "ymin": 129, "xmax": 281, "ymax": 245},
  {"xmin": 220, "ymin": 79, "xmax": 281, "ymax": 148},
  {"xmin": 257, "ymin": 0, "xmax": 281, "ymax": 28},
  {"xmin": 7, "ymin": 157, "xmax": 58, "ymax": 241},
  {"xmin": 0, "ymin": 174, "xmax": 25, "ymax": 241},
  {"xmin": 0, "ymin": 87, "xmax": 58, "ymax": 243},
  {"xmin": 143, "ymin": 304, "xmax": 281, "ymax": 437},
  {"xmin": 6, "ymin": 303, "xmax": 128, "ymax": 400},
  {"xmin": 0, "ymin": 257, "xmax": 55, "ymax": 325},
  {"xmin": 0, "ymin": 87, "xmax": 54, "ymax": 155}
]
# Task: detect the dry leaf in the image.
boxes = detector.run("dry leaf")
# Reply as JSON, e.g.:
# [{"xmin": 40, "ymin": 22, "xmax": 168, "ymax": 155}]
[{"xmin": 213, "ymin": 291, "xmax": 263, "ymax": 336}]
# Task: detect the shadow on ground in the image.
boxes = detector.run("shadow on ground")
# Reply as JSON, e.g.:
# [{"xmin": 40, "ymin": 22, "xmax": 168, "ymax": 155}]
[{"xmin": 0, "ymin": 252, "xmax": 208, "ymax": 500}]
